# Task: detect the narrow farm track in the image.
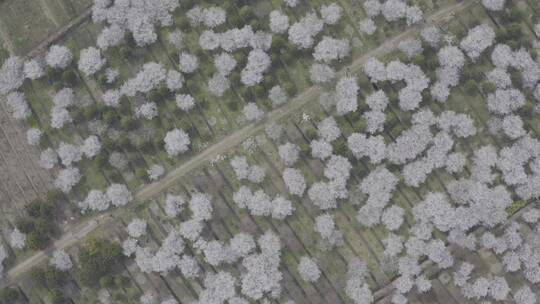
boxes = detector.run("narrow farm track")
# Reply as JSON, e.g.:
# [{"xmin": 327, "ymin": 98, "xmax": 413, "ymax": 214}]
[{"xmin": 1, "ymin": 0, "xmax": 474, "ymax": 287}]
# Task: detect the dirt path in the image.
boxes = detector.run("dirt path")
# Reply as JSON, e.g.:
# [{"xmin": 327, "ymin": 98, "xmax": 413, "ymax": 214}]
[{"xmin": 1, "ymin": 0, "xmax": 473, "ymax": 287}]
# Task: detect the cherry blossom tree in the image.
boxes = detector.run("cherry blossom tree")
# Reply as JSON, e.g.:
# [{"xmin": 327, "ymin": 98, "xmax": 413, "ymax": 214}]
[
  {"xmin": 347, "ymin": 133, "xmax": 386, "ymax": 164},
  {"xmin": 78, "ymin": 47, "xmax": 106, "ymax": 76},
  {"xmin": 79, "ymin": 189, "xmax": 111, "ymax": 212},
  {"xmin": 23, "ymin": 59, "xmax": 44, "ymax": 80},
  {"xmin": 269, "ymin": 10, "xmax": 289, "ymax": 34},
  {"xmin": 26, "ymin": 128, "xmax": 42, "ymax": 146},
  {"xmin": 0, "ymin": 56, "xmax": 24, "ymax": 95},
  {"xmin": 514, "ymin": 285, "xmax": 536, "ymax": 304},
  {"xmin": 241, "ymin": 49, "xmax": 270, "ymax": 86},
  {"xmin": 178, "ymin": 53, "xmax": 199, "ymax": 73},
  {"xmin": 208, "ymin": 73, "xmax": 230, "ymax": 97},
  {"xmin": 176, "ymin": 94, "xmax": 195, "ymax": 111},
  {"xmin": 310, "ymin": 63, "xmax": 336, "ymax": 84},
  {"xmin": 298, "ymin": 256, "xmax": 321, "ymax": 282},
  {"xmin": 50, "ymin": 249, "xmax": 72, "ymax": 271},
  {"xmin": 315, "ymin": 213, "xmax": 343, "ymax": 246},
  {"xmin": 135, "ymin": 102, "xmax": 158, "ymax": 120},
  {"xmin": 283, "ymin": 168, "xmax": 306, "ymax": 196},
  {"xmin": 288, "ymin": 12, "xmax": 324, "ymax": 49},
  {"xmin": 166, "ymin": 70, "xmax": 184, "ymax": 91},
  {"xmin": 9, "ymin": 228, "xmax": 26, "ymax": 250},
  {"xmin": 335, "ymin": 76, "xmax": 359, "ymax": 115},
  {"xmin": 398, "ymin": 39, "xmax": 423, "ymax": 58},
  {"xmin": 421, "ymin": 26, "xmax": 441, "ymax": 47},
  {"xmin": 148, "ymin": 164, "xmax": 165, "ymax": 181},
  {"xmin": 279, "ymin": 142, "xmax": 300, "ymax": 166},
  {"xmin": 214, "ymin": 53, "xmax": 237, "ymax": 76},
  {"xmin": 40, "ymin": 148, "xmax": 58, "ymax": 169},
  {"xmin": 268, "ymin": 85, "xmax": 288, "ymax": 108},
  {"xmin": 310, "ymin": 139, "xmax": 333, "ymax": 160},
  {"xmin": 107, "ymin": 183, "xmax": 132, "ymax": 207},
  {"xmin": 121, "ymin": 62, "xmax": 167, "ymax": 97},
  {"xmin": 6, "ymin": 92, "xmax": 30, "ymax": 120},
  {"xmin": 127, "ymin": 218, "xmax": 147, "ymax": 238},
  {"xmin": 164, "ymin": 129, "xmax": 190, "ymax": 156},
  {"xmin": 482, "ymin": 0, "xmax": 505, "ymax": 11},
  {"xmin": 96, "ymin": 24, "xmax": 125, "ymax": 50},
  {"xmin": 359, "ymin": 19, "xmax": 377, "ymax": 35},
  {"xmin": 82, "ymin": 135, "xmax": 101, "ymax": 158},
  {"xmin": 46, "ymin": 45, "xmax": 73, "ymax": 69},
  {"xmin": 320, "ymin": 3, "xmax": 342, "ymax": 25},
  {"xmin": 308, "ymin": 182, "xmax": 337, "ymax": 210},
  {"xmin": 243, "ymin": 103, "xmax": 265, "ymax": 121},
  {"xmin": 313, "ymin": 36, "xmax": 350, "ymax": 63},
  {"xmin": 57, "ymin": 142, "xmax": 82, "ymax": 166},
  {"xmin": 460, "ymin": 25, "xmax": 495, "ymax": 60}
]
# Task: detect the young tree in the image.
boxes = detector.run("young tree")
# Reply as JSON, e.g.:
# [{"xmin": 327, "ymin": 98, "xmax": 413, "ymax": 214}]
[{"xmin": 298, "ymin": 256, "xmax": 321, "ymax": 282}]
